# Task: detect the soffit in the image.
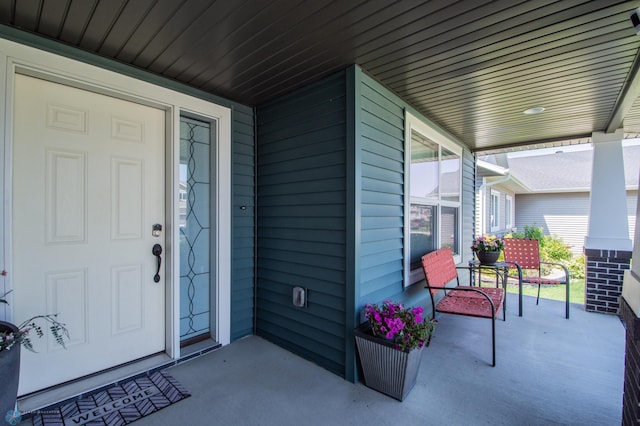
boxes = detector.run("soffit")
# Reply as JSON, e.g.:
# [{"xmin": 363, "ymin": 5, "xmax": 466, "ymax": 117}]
[{"xmin": 1, "ymin": 0, "xmax": 640, "ymax": 152}]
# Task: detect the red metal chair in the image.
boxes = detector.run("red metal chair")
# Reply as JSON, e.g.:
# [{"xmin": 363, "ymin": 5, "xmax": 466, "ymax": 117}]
[
  {"xmin": 421, "ymin": 247, "xmax": 505, "ymax": 366},
  {"xmin": 503, "ymin": 238, "xmax": 570, "ymax": 319}
]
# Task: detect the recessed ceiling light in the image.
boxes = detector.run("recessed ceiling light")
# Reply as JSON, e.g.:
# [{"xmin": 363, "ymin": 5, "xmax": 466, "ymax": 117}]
[{"xmin": 523, "ymin": 106, "xmax": 545, "ymax": 115}]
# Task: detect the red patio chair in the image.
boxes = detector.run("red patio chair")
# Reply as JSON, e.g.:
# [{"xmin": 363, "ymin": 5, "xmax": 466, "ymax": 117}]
[
  {"xmin": 503, "ymin": 238, "xmax": 570, "ymax": 319},
  {"xmin": 421, "ymin": 247, "xmax": 505, "ymax": 366}
]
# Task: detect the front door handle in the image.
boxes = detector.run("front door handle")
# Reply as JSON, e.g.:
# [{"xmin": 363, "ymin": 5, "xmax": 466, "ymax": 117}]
[{"xmin": 152, "ymin": 244, "xmax": 162, "ymax": 282}]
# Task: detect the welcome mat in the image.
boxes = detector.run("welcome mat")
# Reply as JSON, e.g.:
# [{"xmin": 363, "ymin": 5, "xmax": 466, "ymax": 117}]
[{"xmin": 31, "ymin": 371, "xmax": 190, "ymax": 426}]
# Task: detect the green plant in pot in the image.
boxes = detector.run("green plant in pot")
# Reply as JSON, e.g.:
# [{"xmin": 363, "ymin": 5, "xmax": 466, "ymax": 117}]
[{"xmin": 0, "ymin": 291, "xmax": 69, "ymax": 421}]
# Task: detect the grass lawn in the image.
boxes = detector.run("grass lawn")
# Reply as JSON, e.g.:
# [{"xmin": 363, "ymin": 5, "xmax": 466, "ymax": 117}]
[{"xmin": 505, "ymin": 278, "xmax": 585, "ymax": 305}]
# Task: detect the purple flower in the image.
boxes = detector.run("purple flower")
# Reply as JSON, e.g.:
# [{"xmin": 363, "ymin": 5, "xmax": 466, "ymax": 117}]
[{"xmin": 362, "ymin": 300, "xmax": 436, "ymax": 352}]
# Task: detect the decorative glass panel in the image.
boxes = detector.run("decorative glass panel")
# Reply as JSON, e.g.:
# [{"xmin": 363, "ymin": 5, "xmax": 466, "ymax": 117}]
[{"xmin": 179, "ymin": 117, "xmax": 211, "ymax": 342}]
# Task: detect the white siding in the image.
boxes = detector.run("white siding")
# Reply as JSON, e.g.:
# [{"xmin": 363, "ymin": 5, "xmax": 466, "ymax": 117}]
[{"xmin": 515, "ymin": 191, "xmax": 637, "ymax": 255}]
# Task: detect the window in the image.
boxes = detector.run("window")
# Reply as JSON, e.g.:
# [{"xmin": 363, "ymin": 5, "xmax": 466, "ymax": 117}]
[
  {"xmin": 490, "ymin": 190, "xmax": 500, "ymax": 231},
  {"xmin": 505, "ymin": 194, "xmax": 513, "ymax": 229},
  {"xmin": 405, "ymin": 112, "xmax": 462, "ymax": 274}
]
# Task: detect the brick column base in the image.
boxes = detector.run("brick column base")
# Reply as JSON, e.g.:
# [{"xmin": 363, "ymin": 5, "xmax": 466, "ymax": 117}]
[
  {"xmin": 584, "ymin": 248, "xmax": 631, "ymax": 314},
  {"xmin": 622, "ymin": 298, "xmax": 640, "ymax": 425}
]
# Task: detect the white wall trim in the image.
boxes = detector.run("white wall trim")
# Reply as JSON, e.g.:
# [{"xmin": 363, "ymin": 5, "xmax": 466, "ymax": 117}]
[
  {"xmin": 0, "ymin": 39, "xmax": 232, "ymax": 363},
  {"xmin": 587, "ymin": 131, "xmax": 631, "ymax": 250},
  {"xmin": 0, "ymin": 50, "xmax": 8, "ymax": 317}
]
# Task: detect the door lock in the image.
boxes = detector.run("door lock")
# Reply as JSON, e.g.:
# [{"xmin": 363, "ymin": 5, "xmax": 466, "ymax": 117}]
[{"xmin": 152, "ymin": 224, "xmax": 162, "ymax": 237}]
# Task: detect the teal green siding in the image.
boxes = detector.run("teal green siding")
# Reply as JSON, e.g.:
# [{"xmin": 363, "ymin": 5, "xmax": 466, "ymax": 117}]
[
  {"xmin": 356, "ymin": 74, "xmax": 406, "ymax": 305},
  {"xmin": 231, "ymin": 105, "xmax": 257, "ymax": 341},
  {"xmin": 354, "ymin": 70, "xmax": 475, "ymax": 295},
  {"xmin": 256, "ymin": 66, "xmax": 475, "ymax": 382},
  {"xmin": 462, "ymin": 149, "xmax": 477, "ymax": 265},
  {"xmin": 256, "ymin": 72, "xmax": 348, "ymax": 376},
  {"xmin": 347, "ymin": 69, "xmax": 476, "ymax": 381}
]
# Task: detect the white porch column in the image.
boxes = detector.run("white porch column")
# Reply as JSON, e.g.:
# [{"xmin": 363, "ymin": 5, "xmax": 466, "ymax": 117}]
[
  {"xmin": 585, "ymin": 129, "xmax": 631, "ymax": 251},
  {"xmin": 584, "ymin": 129, "xmax": 632, "ymax": 314}
]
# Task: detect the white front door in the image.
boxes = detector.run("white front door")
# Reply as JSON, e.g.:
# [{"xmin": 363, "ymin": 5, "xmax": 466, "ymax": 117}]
[{"xmin": 12, "ymin": 74, "xmax": 166, "ymax": 395}]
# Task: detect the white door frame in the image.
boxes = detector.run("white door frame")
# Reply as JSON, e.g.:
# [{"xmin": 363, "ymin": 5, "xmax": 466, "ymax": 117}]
[{"xmin": 0, "ymin": 39, "xmax": 232, "ymax": 364}]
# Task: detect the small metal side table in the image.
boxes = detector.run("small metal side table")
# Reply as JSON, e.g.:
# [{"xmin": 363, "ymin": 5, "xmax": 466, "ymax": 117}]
[{"xmin": 468, "ymin": 260, "xmax": 522, "ymax": 317}]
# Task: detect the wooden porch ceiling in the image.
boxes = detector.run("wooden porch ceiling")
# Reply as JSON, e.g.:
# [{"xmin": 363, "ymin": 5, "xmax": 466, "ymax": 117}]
[{"xmin": 2, "ymin": 0, "xmax": 640, "ymax": 153}]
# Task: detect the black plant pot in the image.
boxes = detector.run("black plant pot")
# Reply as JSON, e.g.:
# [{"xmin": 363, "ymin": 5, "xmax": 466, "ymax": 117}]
[
  {"xmin": 476, "ymin": 251, "xmax": 500, "ymax": 265},
  {"xmin": 0, "ymin": 321, "xmax": 21, "ymax": 419}
]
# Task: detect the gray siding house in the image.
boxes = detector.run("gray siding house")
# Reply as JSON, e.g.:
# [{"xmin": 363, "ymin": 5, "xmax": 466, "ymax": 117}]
[
  {"xmin": 478, "ymin": 146, "xmax": 640, "ymax": 255},
  {"xmin": 475, "ymin": 158, "xmax": 522, "ymax": 237}
]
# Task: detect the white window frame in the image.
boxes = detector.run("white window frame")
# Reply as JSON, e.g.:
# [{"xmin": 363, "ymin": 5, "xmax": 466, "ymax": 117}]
[
  {"xmin": 404, "ymin": 111, "xmax": 463, "ymax": 286},
  {"xmin": 490, "ymin": 189, "xmax": 500, "ymax": 232},
  {"xmin": 505, "ymin": 194, "xmax": 513, "ymax": 230}
]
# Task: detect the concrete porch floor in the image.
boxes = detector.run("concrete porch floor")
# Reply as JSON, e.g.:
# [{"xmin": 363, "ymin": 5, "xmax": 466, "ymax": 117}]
[
  {"xmin": 26, "ymin": 293, "xmax": 625, "ymax": 425},
  {"xmin": 130, "ymin": 293, "xmax": 625, "ymax": 426}
]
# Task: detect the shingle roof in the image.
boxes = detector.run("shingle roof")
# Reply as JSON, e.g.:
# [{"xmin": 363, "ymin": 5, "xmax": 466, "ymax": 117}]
[{"xmin": 481, "ymin": 145, "xmax": 640, "ymax": 193}]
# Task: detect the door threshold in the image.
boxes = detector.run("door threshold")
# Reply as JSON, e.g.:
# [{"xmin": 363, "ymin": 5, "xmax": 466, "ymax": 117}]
[{"xmin": 18, "ymin": 340, "xmax": 221, "ymax": 416}]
